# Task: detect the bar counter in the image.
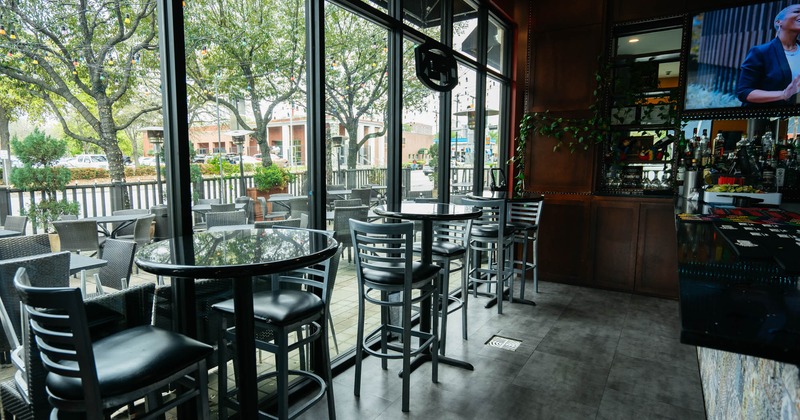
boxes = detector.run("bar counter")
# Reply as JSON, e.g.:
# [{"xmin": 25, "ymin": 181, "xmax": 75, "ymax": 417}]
[
  {"xmin": 676, "ymin": 199, "xmax": 800, "ymax": 364},
  {"xmin": 676, "ymin": 198, "xmax": 800, "ymax": 419}
]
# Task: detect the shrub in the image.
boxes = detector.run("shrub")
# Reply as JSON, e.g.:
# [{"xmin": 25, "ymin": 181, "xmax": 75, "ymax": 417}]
[{"xmin": 253, "ymin": 164, "xmax": 295, "ymax": 190}]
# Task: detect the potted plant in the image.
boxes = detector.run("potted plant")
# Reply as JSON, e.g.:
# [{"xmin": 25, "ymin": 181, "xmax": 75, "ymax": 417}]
[
  {"xmin": 247, "ymin": 164, "xmax": 295, "ymax": 219},
  {"xmin": 10, "ymin": 129, "xmax": 80, "ymax": 244}
]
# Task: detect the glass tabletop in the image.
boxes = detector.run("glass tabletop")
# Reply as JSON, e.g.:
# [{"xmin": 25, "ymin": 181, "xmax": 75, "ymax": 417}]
[
  {"xmin": 373, "ymin": 203, "xmax": 482, "ymax": 221},
  {"xmin": 135, "ymin": 228, "xmax": 338, "ymax": 278}
]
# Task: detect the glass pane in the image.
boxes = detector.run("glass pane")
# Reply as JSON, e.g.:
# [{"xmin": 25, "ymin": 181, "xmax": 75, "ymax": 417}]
[
  {"xmin": 453, "ymin": 0, "xmax": 479, "ymax": 61},
  {"xmin": 403, "ymin": 0, "xmax": 441, "ymax": 39},
  {"xmin": 615, "ymin": 27, "xmax": 682, "ymax": 56},
  {"xmin": 356, "ymin": 0, "xmax": 388, "ymax": 14},
  {"xmin": 451, "ymin": 65, "xmax": 477, "ymax": 194},
  {"xmin": 485, "ymin": 76, "xmax": 504, "ymax": 187},
  {"xmin": 487, "ymin": 16, "xmax": 507, "ymax": 73},
  {"xmin": 403, "ymin": 39, "xmax": 440, "ymax": 201},
  {"xmin": 325, "ymin": 2, "xmax": 389, "ymax": 358},
  {"xmin": 184, "ymin": 0, "xmax": 307, "ymax": 208}
]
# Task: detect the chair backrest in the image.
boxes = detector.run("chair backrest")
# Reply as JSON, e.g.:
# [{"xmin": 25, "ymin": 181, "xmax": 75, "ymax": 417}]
[
  {"xmin": 271, "ymin": 226, "xmax": 340, "ymax": 310},
  {"xmin": 0, "ymin": 252, "xmax": 71, "ymax": 350},
  {"xmin": 334, "ymin": 199, "xmax": 362, "ymax": 208},
  {"xmin": 196, "ymin": 198, "xmax": 220, "ymax": 205},
  {"xmin": 14, "ymin": 268, "xmax": 104, "ymax": 417},
  {"xmin": 508, "ymin": 197, "xmax": 544, "ymax": 227},
  {"xmin": 287, "ymin": 196, "xmax": 309, "ymax": 219},
  {"xmin": 300, "ymin": 213, "xmax": 309, "ymax": 228},
  {"xmin": 111, "ymin": 209, "xmax": 149, "ymax": 237},
  {"xmin": 432, "ymin": 219, "xmax": 472, "ymax": 246},
  {"xmin": 254, "ymin": 218, "xmax": 302, "ymax": 228},
  {"xmin": 95, "ymin": 239, "xmax": 137, "ymax": 292},
  {"xmin": 350, "ymin": 220, "xmax": 414, "ymax": 289},
  {"xmin": 235, "ymin": 197, "xmax": 254, "ymax": 223},
  {"xmin": 349, "ymin": 188, "xmax": 372, "ymax": 207},
  {"xmin": 210, "ymin": 203, "xmax": 236, "ymax": 212},
  {"xmin": 132, "ymin": 214, "xmax": 156, "ymax": 247},
  {"xmin": 206, "ymin": 210, "xmax": 247, "ymax": 229},
  {"xmin": 461, "ymin": 197, "xmax": 505, "ymax": 226},
  {"xmin": 4, "ymin": 215, "xmax": 27, "ymax": 233},
  {"xmin": 0, "ymin": 234, "xmax": 51, "ymax": 260},
  {"xmin": 150, "ymin": 205, "xmax": 170, "ymax": 241},
  {"xmin": 326, "ymin": 184, "xmax": 345, "ymax": 192},
  {"xmin": 334, "ymin": 206, "xmax": 369, "ymax": 246},
  {"xmin": 51, "ymin": 220, "xmax": 100, "ymax": 254},
  {"xmin": 256, "ymin": 197, "xmax": 268, "ymax": 220}
]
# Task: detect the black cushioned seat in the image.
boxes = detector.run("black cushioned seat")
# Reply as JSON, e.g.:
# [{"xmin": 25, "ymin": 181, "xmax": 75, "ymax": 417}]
[
  {"xmin": 414, "ymin": 241, "xmax": 466, "ymax": 257},
  {"xmin": 470, "ymin": 224, "xmax": 517, "ymax": 237},
  {"xmin": 213, "ymin": 290, "xmax": 323, "ymax": 327},
  {"xmin": 363, "ymin": 261, "xmax": 440, "ymax": 285},
  {"xmin": 47, "ymin": 325, "xmax": 211, "ymax": 401}
]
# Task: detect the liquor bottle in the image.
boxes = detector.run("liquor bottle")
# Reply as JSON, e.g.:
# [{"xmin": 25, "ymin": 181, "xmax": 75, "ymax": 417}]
[
  {"xmin": 713, "ymin": 133, "xmax": 725, "ymax": 160},
  {"xmin": 676, "ymin": 156, "xmax": 686, "ymax": 192},
  {"xmin": 761, "ymin": 152, "xmax": 776, "ymax": 192}
]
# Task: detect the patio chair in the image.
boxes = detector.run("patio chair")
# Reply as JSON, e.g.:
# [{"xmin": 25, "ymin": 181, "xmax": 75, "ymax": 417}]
[
  {"xmin": 110, "ymin": 209, "xmax": 149, "ymax": 238},
  {"xmin": 206, "ymin": 210, "xmax": 247, "ymax": 230},
  {"xmin": 51, "ymin": 219, "xmax": 101, "ymax": 257},
  {"xmin": 194, "ymin": 198, "xmax": 220, "ymax": 229},
  {"xmin": 14, "ymin": 269, "xmax": 210, "ymax": 419},
  {"xmin": 3, "ymin": 216, "xmax": 27, "ymax": 234},
  {"xmin": 90, "ymin": 239, "xmax": 137, "ymax": 296},
  {"xmin": 0, "ymin": 234, "xmax": 51, "ymax": 260},
  {"xmin": 287, "ymin": 196, "xmax": 309, "ymax": 219},
  {"xmin": 333, "ymin": 205, "xmax": 369, "ymax": 262},
  {"xmin": 349, "ymin": 187, "xmax": 373, "ymax": 207},
  {"xmin": 210, "ymin": 203, "xmax": 236, "ymax": 212},
  {"xmin": 334, "ymin": 199, "xmax": 362, "ymax": 208},
  {"xmin": 235, "ymin": 196, "xmax": 254, "ymax": 223},
  {"xmin": 117, "ymin": 214, "xmax": 156, "ymax": 248}
]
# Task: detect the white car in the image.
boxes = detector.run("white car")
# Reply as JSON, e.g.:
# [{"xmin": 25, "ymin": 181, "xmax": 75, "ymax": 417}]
[
  {"xmin": 254, "ymin": 153, "xmax": 288, "ymax": 167},
  {"xmin": 138, "ymin": 156, "xmax": 156, "ymax": 166},
  {"xmin": 65, "ymin": 154, "xmax": 109, "ymax": 169},
  {"xmin": 232, "ymin": 155, "xmax": 261, "ymax": 164}
]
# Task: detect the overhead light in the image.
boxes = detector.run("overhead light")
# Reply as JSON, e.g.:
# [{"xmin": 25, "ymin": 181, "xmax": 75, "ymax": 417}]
[{"xmin": 628, "ymin": 38, "xmax": 640, "ymax": 43}]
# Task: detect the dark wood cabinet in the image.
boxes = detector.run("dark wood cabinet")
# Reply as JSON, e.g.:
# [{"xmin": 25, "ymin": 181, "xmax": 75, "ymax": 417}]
[{"xmin": 590, "ymin": 196, "xmax": 678, "ymax": 298}]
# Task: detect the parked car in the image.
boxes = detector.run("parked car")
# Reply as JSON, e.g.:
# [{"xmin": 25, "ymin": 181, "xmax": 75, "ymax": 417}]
[
  {"xmin": 422, "ymin": 165, "xmax": 434, "ymax": 176},
  {"xmin": 64, "ymin": 154, "xmax": 109, "ymax": 169},
  {"xmin": 138, "ymin": 156, "xmax": 156, "ymax": 166},
  {"xmin": 193, "ymin": 154, "xmax": 207, "ymax": 163},
  {"xmin": 230, "ymin": 155, "xmax": 261, "ymax": 165},
  {"xmin": 254, "ymin": 153, "xmax": 288, "ymax": 167}
]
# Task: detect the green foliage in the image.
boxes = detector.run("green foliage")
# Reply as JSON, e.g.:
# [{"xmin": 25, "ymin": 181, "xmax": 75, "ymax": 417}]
[
  {"xmin": 253, "ymin": 164, "xmax": 295, "ymax": 190},
  {"xmin": 10, "ymin": 129, "xmax": 78, "ymax": 232},
  {"xmin": 204, "ymin": 155, "xmax": 239, "ymax": 176},
  {"xmin": 22, "ymin": 200, "xmax": 80, "ymax": 234}
]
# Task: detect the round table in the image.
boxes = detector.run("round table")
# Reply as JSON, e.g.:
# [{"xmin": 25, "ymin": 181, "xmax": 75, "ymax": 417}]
[
  {"xmin": 135, "ymin": 228, "xmax": 338, "ymax": 418},
  {"xmin": 373, "ymin": 203, "xmax": 481, "ymax": 372}
]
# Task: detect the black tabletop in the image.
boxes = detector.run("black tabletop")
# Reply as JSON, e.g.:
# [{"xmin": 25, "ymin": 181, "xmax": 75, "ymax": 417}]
[
  {"xmin": 135, "ymin": 228, "xmax": 338, "ymax": 279},
  {"xmin": 373, "ymin": 203, "xmax": 481, "ymax": 221},
  {"xmin": 676, "ymin": 213, "xmax": 800, "ymax": 365}
]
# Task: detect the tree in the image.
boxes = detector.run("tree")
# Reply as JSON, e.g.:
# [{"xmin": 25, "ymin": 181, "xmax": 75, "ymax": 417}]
[
  {"xmin": 324, "ymin": 6, "xmax": 431, "ymax": 170},
  {"xmin": 183, "ymin": 0, "xmax": 305, "ymax": 167},
  {"xmin": 10, "ymin": 128, "xmax": 78, "ymax": 232},
  {"xmin": 0, "ymin": 0, "xmax": 161, "ymax": 185}
]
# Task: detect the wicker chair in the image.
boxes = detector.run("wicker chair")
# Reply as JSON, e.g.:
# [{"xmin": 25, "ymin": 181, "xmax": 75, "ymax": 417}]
[
  {"xmin": 235, "ymin": 196, "xmax": 254, "ymax": 223},
  {"xmin": 286, "ymin": 196, "xmax": 309, "ymax": 219},
  {"xmin": 90, "ymin": 239, "xmax": 137, "ymax": 296},
  {"xmin": 349, "ymin": 187, "xmax": 373, "ymax": 207},
  {"xmin": 334, "ymin": 199, "xmax": 363, "ymax": 208},
  {"xmin": 51, "ymin": 220, "xmax": 101, "ymax": 256},
  {"xmin": 110, "ymin": 209, "xmax": 149, "ymax": 238},
  {"xmin": 0, "ymin": 234, "xmax": 51, "ymax": 260},
  {"xmin": 210, "ymin": 203, "xmax": 236, "ymax": 212},
  {"xmin": 206, "ymin": 210, "xmax": 247, "ymax": 230},
  {"xmin": 333, "ymin": 205, "xmax": 369, "ymax": 262},
  {"xmin": 3, "ymin": 216, "xmax": 28, "ymax": 234},
  {"xmin": 194, "ymin": 198, "xmax": 220, "ymax": 228},
  {"xmin": 117, "ymin": 214, "xmax": 156, "ymax": 248}
]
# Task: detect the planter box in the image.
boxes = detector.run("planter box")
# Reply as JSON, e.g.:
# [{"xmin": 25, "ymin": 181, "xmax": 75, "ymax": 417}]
[{"xmin": 246, "ymin": 187, "xmax": 288, "ymax": 220}]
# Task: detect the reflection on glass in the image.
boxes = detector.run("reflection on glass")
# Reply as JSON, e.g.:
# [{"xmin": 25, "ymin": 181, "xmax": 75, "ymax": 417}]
[
  {"xmin": 403, "ymin": 1, "xmax": 441, "ymax": 39},
  {"xmin": 487, "ymin": 16, "xmax": 506, "ymax": 73},
  {"xmin": 485, "ymin": 76, "xmax": 504, "ymax": 187},
  {"xmin": 403, "ymin": 38, "xmax": 440, "ymax": 201},
  {"xmin": 452, "ymin": 0, "xmax": 479, "ymax": 61},
  {"xmin": 452, "ymin": 65, "xmax": 477, "ymax": 191}
]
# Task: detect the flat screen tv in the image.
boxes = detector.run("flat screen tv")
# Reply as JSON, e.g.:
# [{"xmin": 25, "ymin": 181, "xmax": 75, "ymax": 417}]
[{"xmin": 683, "ymin": 1, "xmax": 800, "ymax": 119}]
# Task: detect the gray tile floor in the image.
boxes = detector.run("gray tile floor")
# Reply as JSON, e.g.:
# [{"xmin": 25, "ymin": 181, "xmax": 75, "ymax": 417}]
[{"xmin": 299, "ymin": 281, "xmax": 706, "ymax": 420}]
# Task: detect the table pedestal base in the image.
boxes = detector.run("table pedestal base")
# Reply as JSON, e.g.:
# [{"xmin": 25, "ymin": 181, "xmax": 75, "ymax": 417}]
[{"xmin": 484, "ymin": 287, "xmax": 536, "ymax": 309}]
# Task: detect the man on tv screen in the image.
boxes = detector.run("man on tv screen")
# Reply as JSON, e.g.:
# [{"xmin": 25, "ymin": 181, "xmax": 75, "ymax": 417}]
[{"xmin": 737, "ymin": 5, "xmax": 800, "ymax": 106}]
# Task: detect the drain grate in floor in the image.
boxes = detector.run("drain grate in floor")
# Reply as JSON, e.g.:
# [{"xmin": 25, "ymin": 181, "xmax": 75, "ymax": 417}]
[{"xmin": 485, "ymin": 335, "xmax": 522, "ymax": 351}]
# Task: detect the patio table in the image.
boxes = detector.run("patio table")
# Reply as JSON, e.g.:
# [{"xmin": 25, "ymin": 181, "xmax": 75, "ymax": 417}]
[{"xmin": 84, "ymin": 214, "xmax": 149, "ymax": 238}]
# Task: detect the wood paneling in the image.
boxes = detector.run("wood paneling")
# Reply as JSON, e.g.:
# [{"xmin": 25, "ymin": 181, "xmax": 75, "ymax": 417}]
[
  {"xmin": 538, "ymin": 194, "xmax": 592, "ymax": 285},
  {"xmin": 636, "ymin": 202, "xmax": 679, "ymax": 297},
  {"xmin": 528, "ymin": 131, "xmax": 596, "ymax": 192},
  {"xmin": 591, "ymin": 199, "xmax": 639, "ymax": 291},
  {"xmin": 531, "ymin": 0, "xmax": 605, "ymax": 33},
  {"xmin": 530, "ymin": 25, "xmax": 605, "ymax": 112}
]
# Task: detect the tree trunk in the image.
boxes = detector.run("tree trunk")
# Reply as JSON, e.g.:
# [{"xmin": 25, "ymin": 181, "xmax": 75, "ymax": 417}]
[
  {"xmin": 98, "ymin": 106, "xmax": 131, "ymax": 207},
  {"xmin": 0, "ymin": 106, "xmax": 10, "ymax": 185}
]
